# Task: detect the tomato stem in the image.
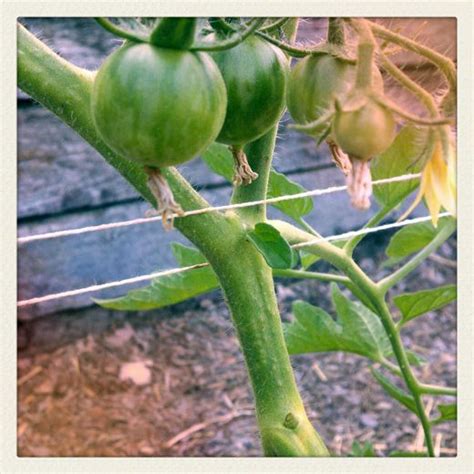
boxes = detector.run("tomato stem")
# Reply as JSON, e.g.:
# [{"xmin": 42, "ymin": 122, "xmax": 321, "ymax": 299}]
[
  {"xmin": 95, "ymin": 18, "xmax": 149, "ymax": 43},
  {"xmin": 373, "ymin": 95, "xmax": 453, "ymax": 126},
  {"xmin": 191, "ymin": 18, "xmax": 265, "ymax": 52},
  {"xmin": 327, "ymin": 18, "xmax": 345, "ymax": 46},
  {"xmin": 260, "ymin": 17, "xmax": 291, "ymax": 34},
  {"xmin": 149, "ymin": 18, "xmax": 197, "ymax": 49}
]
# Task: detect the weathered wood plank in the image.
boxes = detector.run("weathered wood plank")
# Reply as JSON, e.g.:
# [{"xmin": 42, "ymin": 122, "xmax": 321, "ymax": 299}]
[{"xmin": 17, "ymin": 105, "xmax": 330, "ymax": 218}]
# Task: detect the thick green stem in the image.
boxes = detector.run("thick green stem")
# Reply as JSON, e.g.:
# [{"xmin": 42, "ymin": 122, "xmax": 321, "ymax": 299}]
[
  {"xmin": 149, "ymin": 18, "xmax": 197, "ymax": 49},
  {"xmin": 351, "ymin": 19, "xmax": 376, "ymax": 90},
  {"xmin": 207, "ymin": 220, "xmax": 329, "ymax": 456}
]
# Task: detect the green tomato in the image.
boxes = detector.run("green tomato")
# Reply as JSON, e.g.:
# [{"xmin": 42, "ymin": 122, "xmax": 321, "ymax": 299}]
[
  {"xmin": 287, "ymin": 54, "xmax": 384, "ymax": 134},
  {"xmin": 332, "ymin": 99, "xmax": 396, "ymax": 161},
  {"xmin": 91, "ymin": 42, "xmax": 227, "ymax": 167},
  {"xmin": 211, "ymin": 35, "xmax": 289, "ymax": 146}
]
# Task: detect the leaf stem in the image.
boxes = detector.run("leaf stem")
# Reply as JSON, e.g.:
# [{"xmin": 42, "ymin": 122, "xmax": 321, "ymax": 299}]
[
  {"xmin": 255, "ymin": 31, "xmax": 318, "ymax": 58},
  {"xmin": 418, "ymin": 383, "xmax": 457, "ymax": 397},
  {"xmin": 260, "ymin": 17, "xmax": 291, "ymax": 33},
  {"xmin": 273, "ymin": 269, "xmax": 350, "ymax": 284},
  {"xmin": 366, "ymin": 20, "xmax": 456, "ymax": 96},
  {"xmin": 343, "ymin": 206, "xmax": 392, "ymax": 256},
  {"xmin": 378, "ymin": 51, "xmax": 439, "ymax": 118},
  {"xmin": 295, "ymin": 217, "xmax": 323, "ymax": 238},
  {"xmin": 378, "ymin": 218, "xmax": 456, "ymax": 294},
  {"xmin": 374, "ymin": 96, "xmax": 453, "ymax": 126},
  {"xmin": 191, "ymin": 18, "xmax": 265, "ymax": 52},
  {"xmin": 95, "ymin": 18, "xmax": 149, "ymax": 43}
]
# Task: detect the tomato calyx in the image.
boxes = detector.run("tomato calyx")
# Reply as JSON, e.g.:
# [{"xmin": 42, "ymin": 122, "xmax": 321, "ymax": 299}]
[
  {"xmin": 326, "ymin": 139, "xmax": 352, "ymax": 176},
  {"xmin": 230, "ymin": 146, "xmax": 259, "ymax": 186},
  {"xmin": 144, "ymin": 167, "xmax": 184, "ymax": 230}
]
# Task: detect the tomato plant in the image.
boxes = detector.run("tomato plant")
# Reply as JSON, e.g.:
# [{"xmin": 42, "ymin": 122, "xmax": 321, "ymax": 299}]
[{"xmin": 17, "ymin": 16, "xmax": 457, "ymax": 458}]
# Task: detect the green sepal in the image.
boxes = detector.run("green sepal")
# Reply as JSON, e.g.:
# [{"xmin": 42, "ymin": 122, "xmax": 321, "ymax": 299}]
[{"xmin": 149, "ymin": 18, "xmax": 197, "ymax": 49}]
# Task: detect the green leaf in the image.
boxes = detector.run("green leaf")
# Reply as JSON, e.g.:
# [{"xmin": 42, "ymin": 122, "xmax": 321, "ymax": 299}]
[
  {"xmin": 432, "ymin": 404, "xmax": 457, "ymax": 424},
  {"xmin": 284, "ymin": 284, "xmax": 392, "ymax": 362},
  {"xmin": 349, "ymin": 441, "xmax": 376, "ymax": 457},
  {"xmin": 371, "ymin": 125, "xmax": 427, "ymax": 208},
  {"xmin": 95, "ymin": 244, "xmax": 219, "ymax": 311},
  {"xmin": 200, "ymin": 143, "xmax": 313, "ymax": 220},
  {"xmin": 247, "ymin": 223, "xmax": 298, "ymax": 269},
  {"xmin": 394, "ymin": 284, "xmax": 457, "ymax": 325},
  {"xmin": 200, "ymin": 142, "xmax": 234, "ymax": 181},
  {"xmin": 171, "ymin": 242, "xmax": 207, "ymax": 266},
  {"xmin": 386, "ymin": 221, "xmax": 437, "ymax": 260},
  {"xmin": 267, "ymin": 170, "xmax": 313, "ymax": 219},
  {"xmin": 371, "ymin": 368, "xmax": 418, "ymax": 415}
]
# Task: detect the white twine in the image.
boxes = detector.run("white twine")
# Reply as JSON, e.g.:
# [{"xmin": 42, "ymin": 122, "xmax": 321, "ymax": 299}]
[
  {"xmin": 17, "ymin": 173, "xmax": 421, "ymax": 244},
  {"xmin": 17, "ymin": 212, "xmax": 451, "ymax": 308}
]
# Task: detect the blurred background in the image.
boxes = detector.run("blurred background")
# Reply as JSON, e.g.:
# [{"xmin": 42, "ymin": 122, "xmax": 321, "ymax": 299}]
[{"xmin": 17, "ymin": 18, "xmax": 456, "ymax": 457}]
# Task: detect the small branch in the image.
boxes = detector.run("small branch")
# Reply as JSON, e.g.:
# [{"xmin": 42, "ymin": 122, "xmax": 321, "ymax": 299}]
[
  {"xmin": 378, "ymin": 51, "xmax": 439, "ymax": 118},
  {"xmin": 378, "ymin": 218, "xmax": 456, "ymax": 293},
  {"xmin": 256, "ymin": 30, "xmax": 318, "ymax": 58},
  {"xmin": 260, "ymin": 17, "xmax": 291, "ymax": 33},
  {"xmin": 418, "ymin": 383, "xmax": 457, "ymax": 397},
  {"xmin": 343, "ymin": 206, "xmax": 392, "ymax": 256},
  {"xmin": 95, "ymin": 18, "xmax": 149, "ymax": 43},
  {"xmin": 373, "ymin": 95, "xmax": 453, "ymax": 127},
  {"xmin": 428, "ymin": 253, "xmax": 457, "ymax": 269},
  {"xmin": 192, "ymin": 18, "xmax": 265, "ymax": 52},
  {"xmin": 273, "ymin": 268, "xmax": 350, "ymax": 284},
  {"xmin": 367, "ymin": 20, "xmax": 456, "ymax": 95},
  {"xmin": 294, "ymin": 217, "xmax": 323, "ymax": 238}
]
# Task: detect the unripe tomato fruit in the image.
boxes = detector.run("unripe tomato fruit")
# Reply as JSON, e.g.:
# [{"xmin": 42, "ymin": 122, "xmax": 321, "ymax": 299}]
[
  {"xmin": 287, "ymin": 54, "xmax": 384, "ymax": 131},
  {"xmin": 210, "ymin": 36, "xmax": 289, "ymax": 146},
  {"xmin": 91, "ymin": 42, "xmax": 227, "ymax": 167},
  {"xmin": 332, "ymin": 99, "xmax": 396, "ymax": 160}
]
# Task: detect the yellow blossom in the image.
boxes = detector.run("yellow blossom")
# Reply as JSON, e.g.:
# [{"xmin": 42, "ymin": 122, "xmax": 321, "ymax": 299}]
[{"xmin": 401, "ymin": 139, "xmax": 456, "ymax": 227}]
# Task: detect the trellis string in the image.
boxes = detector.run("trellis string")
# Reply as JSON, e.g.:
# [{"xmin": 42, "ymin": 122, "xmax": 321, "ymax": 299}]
[
  {"xmin": 17, "ymin": 173, "xmax": 421, "ymax": 244},
  {"xmin": 17, "ymin": 212, "xmax": 451, "ymax": 308}
]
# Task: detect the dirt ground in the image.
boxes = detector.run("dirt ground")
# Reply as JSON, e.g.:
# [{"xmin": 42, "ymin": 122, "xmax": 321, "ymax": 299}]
[{"xmin": 17, "ymin": 232, "xmax": 457, "ymax": 457}]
